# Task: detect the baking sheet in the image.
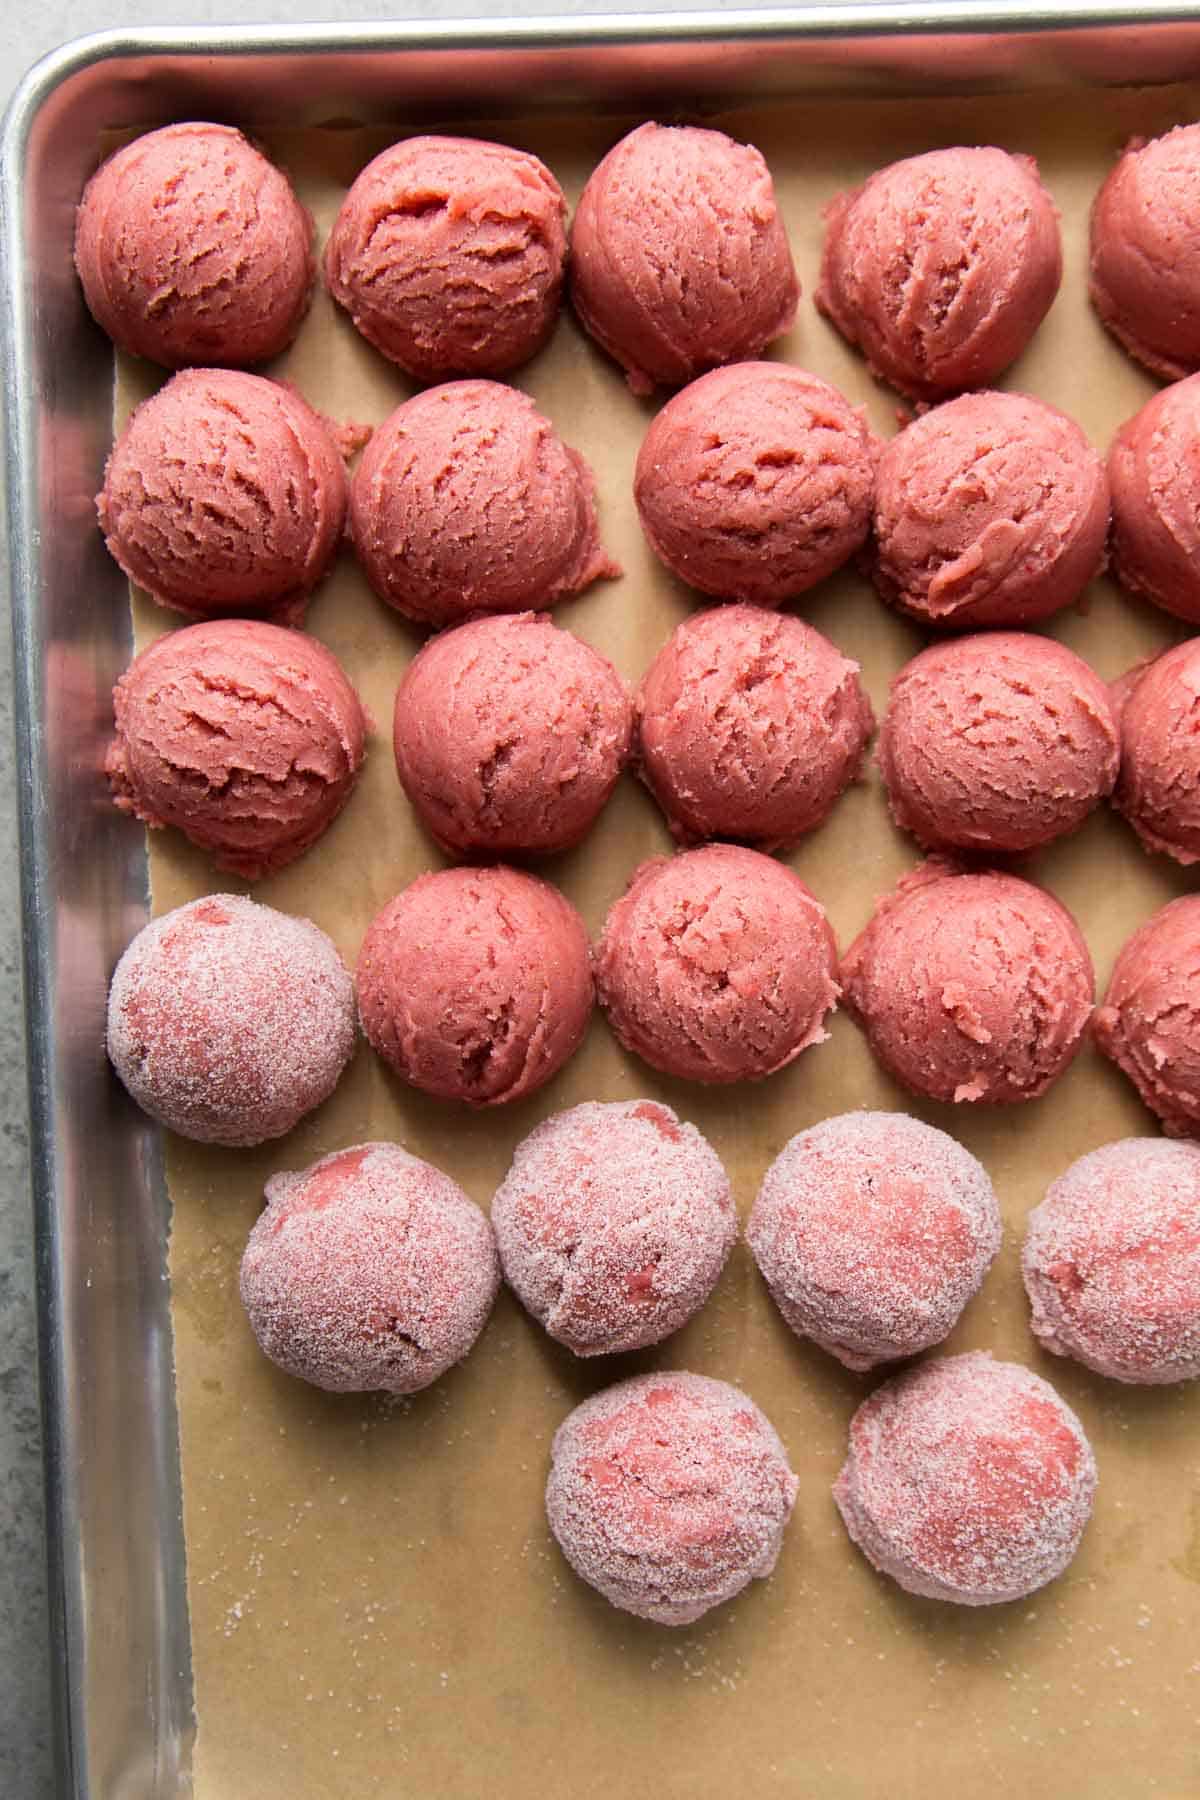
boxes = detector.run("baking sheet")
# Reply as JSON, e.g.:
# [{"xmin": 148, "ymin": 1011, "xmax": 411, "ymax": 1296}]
[{"xmin": 113, "ymin": 86, "xmax": 1200, "ymax": 1800}]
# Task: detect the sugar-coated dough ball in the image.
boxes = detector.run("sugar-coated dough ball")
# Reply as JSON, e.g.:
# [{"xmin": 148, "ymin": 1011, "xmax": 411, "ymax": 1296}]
[
  {"xmin": 325, "ymin": 135, "xmax": 567, "ymax": 379},
  {"xmin": 546, "ymin": 1371, "xmax": 798, "ymax": 1624},
  {"xmin": 356, "ymin": 866, "xmax": 593, "ymax": 1107},
  {"xmin": 393, "ymin": 612, "xmax": 631, "ymax": 857},
  {"xmin": 841, "ymin": 860, "xmax": 1093, "ymax": 1106},
  {"xmin": 1023, "ymin": 1138, "xmax": 1200, "ymax": 1385},
  {"xmin": 596, "ymin": 844, "xmax": 839, "ymax": 1085},
  {"xmin": 492, "ymin": 1100, "xmax": 735, "ymax": 1356},
  {"xmin": 834, "ymin": 1351, "xmax": 1097, "ymax": 1605},
  {"xmin": 75, "ymin": 122, "xmax": 313, "ymax": 368},
  {"xmin": 570, "ymin": 123, "xmax": 798, "ymax": 395},
  {"xmin": 240, "ymin": 1142, "xmax": 500, "ymax": 1393},
  {"xmin": 106, "ymin": 895, "xmax": 356, "ymax": 1146},
  {"xmin": 747, "ymin": 1111, "xmax": 1001, "ymax": 1370}
]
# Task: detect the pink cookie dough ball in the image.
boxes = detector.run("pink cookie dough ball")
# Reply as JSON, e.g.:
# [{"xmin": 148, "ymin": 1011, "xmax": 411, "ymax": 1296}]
[
  {"xmin": 356, "ymin": 866, "xmax": 593, "ymax": 1107},
  {"xmin": 324, "ymin": 135, "xmax": 567, "ymax": 380},
  {"xmin": 747, "ymin": 1111, "xmax": 1001, "ymax": 1370},
  {"xmin": 97, "ymin": 369, "xmax": 348, "ymax": 625},
  {"xmin": 596, "ymin": 844, "xmax": 839, "ymax": 1085},
  {"xmin": 349, "ymin": 380, "xmax": 618, "ymax": 628},
  {"xmin": 816, "ymin": 147, "xmax": 1061, "ymax": 404},
  {"xmin": 570, "ymin": 123, "xmax": 798, "ymax": 396},
  {"xmin": 239, "ymin": 1142, "xmax": 500, "ymax": 1393},
  {"xmin": 1095, "ymin": 896, "xmax": 1200, "ymax": 1137},
  {"xmin": 106, "ymin": 894, "xmax": 356, "ymax": 1146},
  {"xmin": 1090, "ymin": 125, "xmax": 1200, "ymax": 381},
  {"xmin": 393, "ymin": 612, "xmax": 631, "ymax": 858},
  {"xmin": 636, "ymin": 605, "xmax": 873, "ymax": 850},
  {"xmin": 1113, "ymin": 639, "xmax": 1200, "ymax": 864},
  {"xmin": 75, "ymin": 122, "xmax": 313, "ymax": 368},
  {"xmin": 878, "ymin": 633, "xmax": 1119, "ymax": 854},
  {"xmin": 841, "ymin": 861, "xmax": 1093, "ymax": 1106},
  {"xmin": 492, "ymin": 1099, "xmax": 735, "ymax": 1356},
  {"xmin": 871, "ymin": 391, "xmax": 1108, "ymax": 629},
  {"xmin": 1109, "ymin": 375, "xmax": 1200, "ymax": 625},
  {"xmin": 633, "ymin": 363, "xmax": 878, "ymax": 605},
  {"xmin": 546, "ymin": 1371, "xmax": 798, "ymax": 1624},
  {"xmin": 834, "ymin": 1351, "xmax": 1097, "ymax": 1605},
  {"xmin": 105, "ymin": 618, "xmax": 367, "ymax": 881},
  {"xmin": 1022, "ymin": 1138, "xmax": 1200, "ymax": 1385}
]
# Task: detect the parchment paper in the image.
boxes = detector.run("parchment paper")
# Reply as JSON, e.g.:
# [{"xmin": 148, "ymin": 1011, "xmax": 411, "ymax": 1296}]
[{"xmin": 115, "ymin": 86, "xmax": 1200, "ymax": 1800}]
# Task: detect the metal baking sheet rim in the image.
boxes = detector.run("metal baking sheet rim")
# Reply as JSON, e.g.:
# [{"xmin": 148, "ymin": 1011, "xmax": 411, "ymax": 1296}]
[{"xmin": 5, "ymin": 7, "xmax": 1200, "ymax": 1795}]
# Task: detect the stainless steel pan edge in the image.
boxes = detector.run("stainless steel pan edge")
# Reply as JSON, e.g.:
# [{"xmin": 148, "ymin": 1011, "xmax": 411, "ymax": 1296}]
[
  {"xmin": 1, "ymin": 35, "xmax": 194, "ymax": 1798},
  {"xmin": 7, "ymin": 8, "xmax": 1200, "ymax": 1795}
]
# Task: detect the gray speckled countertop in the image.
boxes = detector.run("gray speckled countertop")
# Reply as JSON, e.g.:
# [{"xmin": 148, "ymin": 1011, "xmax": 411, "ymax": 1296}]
[
  {"xmin": 0, "ymin": 2, "xmax": 47, "ymax": 1765},
  {"xmin": 0, "ymin": 5, "xmax": 707, "ymax": 1793}
]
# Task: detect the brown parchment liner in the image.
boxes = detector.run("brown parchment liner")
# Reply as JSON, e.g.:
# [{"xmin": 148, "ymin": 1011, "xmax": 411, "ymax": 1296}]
[{"xmin": 111, "ymin": 87, "xmax": 1200, "ymax": 1800}]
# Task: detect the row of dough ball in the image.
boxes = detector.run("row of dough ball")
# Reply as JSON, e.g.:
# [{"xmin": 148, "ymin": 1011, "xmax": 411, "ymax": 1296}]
[
  {"xmin": 237, "ymin": 1112, "xmax": 1200, "ymax": 1388},
  {"xmin": 96, "ymin": 362, "xmax": 1200, "ymax": 635},
  {"xmin": 103, "ymin": 871, "xmax": 1200, "ymax": 1135},
  {"xmin": 75, "ymin": 118, "xmax": 1200, "ymax": 400},
  {"xmin": 230, "ymin": 1116, "xmax": 1164, "ymax": 1619},
  {"xmin": 102, "ymin": 604, "xmax": 1200, "ymax": 885},
  {"xmin": 233, "ymin": 1112, "xmax": 1189, "ymax": 1619}
]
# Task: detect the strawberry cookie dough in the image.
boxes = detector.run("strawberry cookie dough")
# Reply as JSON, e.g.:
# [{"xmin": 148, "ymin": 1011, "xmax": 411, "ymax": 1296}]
[
  {"xmin": 570, "ymin": 123, "xmax": 798, "ymax": 395},
  {"xmin": 1090, "ymin": 124, "xmax": 1200, "ymax": 380},
  {"xmin": 350, "ymin": 381, "xmax": 617, "ymax": 627},
  {"xmin": 1095, "ymin": 897, "xmax": 1200, "ymax": 1137},
  {"xmin": 1109, "ymin": 375, "xmax": 1200, "ymax": 624},
  {"xmin": 492, "ymin": 1100, "xmax": 736, "ymax": 1357},
  {"xmin": 633, "ymin": 363, "xmax": 878, "ymax": 605},
  {"xmin": 878, "ymin": 633, "xmax": 1119, "ymax": 854},
  {"xmin": 240, "ymin": 1143, "xmax": 500, "ymax": 1393},
  {"xmin": 98, "ymin": 369, "xmax": 348, "ymax": 624},
  {"xmin": 75, "ymin": 122, "xmax": 313, "ymax": 368},
  {"xmin": 1023, "ymin": 1138, "xmax": 1200, "ymax": 1385},
  {"xmin": 106, "ymin": 895, "xmax": 356, "ymax": 1146},
  {"xmin": 595, "ymin": 844, "xmax": 839, "ymax": 1085},
  {"xmin": 393, "ymin": 612, "xmax": 631, "ymax": 857},
  {"xmin": 106, "ymin": 618, "xmax": 367, "ymax": 880},
  {"xmin": 835, "ymin": 1352, "xmax": 1097, "ymax": 1605},
  {"xmin": 841, "ymin": 861, "xmax": 1093, "ymax": 1106},
  {"xmin": 325, "ymin": 135, "xmax": 567, "ymax": 379},
  {"xmin": 747, "ymin": 1111, "xmax": 1001, "ymax": 1370},
  {"xmin": 546, "ymin": 1372, "xmax": 798, "ymax": 1624},
  {"xmin": 1112, "ymin": 638, "xmax": 1200, "ymax": 864},
  {"xmin": 816, "ymin": 147, "xmax": 1061, "ymax": 403},
  {"xmin": 871, "ymin": 391, "xmax": 1108, "ymax": 629},
  {"xmin": 636, "ymin": 606, "xmax": 873, "ymax": 849},
  {"xmin": 356, "ymin": 866, "xmax": 592, "ymax": 1107}
]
